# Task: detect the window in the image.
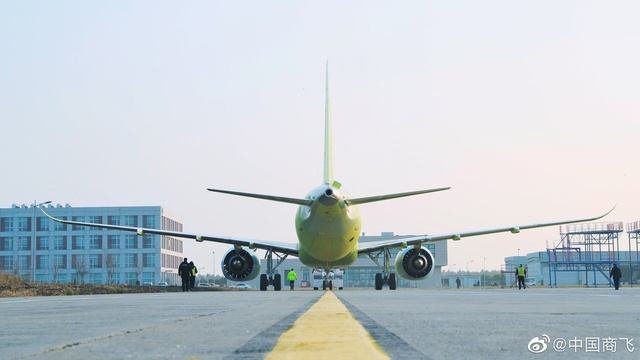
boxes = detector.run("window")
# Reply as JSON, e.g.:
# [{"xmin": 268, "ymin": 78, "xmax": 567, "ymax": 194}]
[
  {"xmin": 0, "ymin": 237, "xmax": 10, "ymax": 251},
  {"xmin": 54, "ymin": 218, "xmax": 67, "ymax": 231},
  {"xmin": 89, "ymin": 235, "xmax": 102, "ymax": 250},
  {"xmin": 89, "ymin": 216, "xmax": 102, "ymax": 224},
  {"xmin": 143, "ymin": 215, "xmax": 155, "ymax": 228},
  {"xmin": 53, "ymin": 255, "xmax": 66, "ymax": 268},
  {"xmin": 18, "ymin": 217, "xmax": 30, "ymax": 232},
  {"xmin": 125, "ymin": 272, "xmax": 137, "ymax": 285},
  {"xmin": 37, "ymin": 236, "xmax": 49, "ymax": 250},
  {"xmin": 1, "ymin": 256, "xmax": 12, "ymax": 270},
  {"xmin": 1, "ymin": 217, "xmax": 13, "ymax": 232},
  {"xmin": 72, "ymin": 217, "xmax": 85, "ymax": 231},
  {"xmin": 106, "ymin": 253, "xmax": 120, "ymax": 268},
  {"xmin": 107, "ymin": 235, "xmax": 120, "ymax": 249},
  {"xmin": 89, "ymin": 273, "xmax": 102, "ymax": 284},
  {"xmin": 107, "ymin": 216, "xmax": 120, "ymax": 226},
  {"xmin": 89, "ymin": 254, "xmax": 101, "ymax": 268},
  {"xmin": 143, "ymin": 253, "xmax": 155, "ymax": 267},
  {"xmin": 18, "ymin": 237, "xmax": 29, "ymax": 251},
  {"xmin": 125, "ymin": 254, "xmax": 136, "ymax": 268},
  {"xmin": 54, "ymin": 236, "xmax": 67, "ymax": 250},
  {"xmin": 125, "ymin": 235, "xmax": 137, "ymax": 249},
  {"xmin": 143, "ymin": 235, "xmax": 155, "ymax": 249},
  {"xmin": 124, "ymin": 215, "xmax": 137, "ymax": 227},
  {"xmin": 72, "ymin": 236, "xmax": 85, "ymax": 250},
  {"xmin": 37, "ymin": 255, "xmax": 49, "ymax": 270},
  {"xmin": 36, "ymin": 217, "xmax": 49, "ymax": 231}
]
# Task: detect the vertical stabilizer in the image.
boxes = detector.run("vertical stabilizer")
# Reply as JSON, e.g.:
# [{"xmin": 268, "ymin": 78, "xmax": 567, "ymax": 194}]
[{"xmin": 324, "ymin": 61, "xmax": 334, "ymax": 185}]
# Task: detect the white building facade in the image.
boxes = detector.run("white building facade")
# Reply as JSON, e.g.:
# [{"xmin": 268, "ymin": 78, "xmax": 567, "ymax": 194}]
[{"xmin": 0, "ymin": 204, "xmax": 184, "ymax": 285}]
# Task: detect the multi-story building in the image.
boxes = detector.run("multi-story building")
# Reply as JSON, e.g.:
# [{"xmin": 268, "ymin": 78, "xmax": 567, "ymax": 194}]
[{"xmin": 0, "ymin": 204, "xmax": 184, "ymax": 285}]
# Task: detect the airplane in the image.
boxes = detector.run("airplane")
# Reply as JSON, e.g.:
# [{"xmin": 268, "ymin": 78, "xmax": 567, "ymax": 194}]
[{"xmin": 41, "ymin": 62, "xmax": 613, "ymax": 291}]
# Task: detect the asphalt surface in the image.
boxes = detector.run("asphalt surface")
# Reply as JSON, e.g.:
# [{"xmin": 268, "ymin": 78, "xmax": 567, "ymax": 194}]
[{"xmin": 1, "ymin": 287, "xmax": 638, "ymax": 359}]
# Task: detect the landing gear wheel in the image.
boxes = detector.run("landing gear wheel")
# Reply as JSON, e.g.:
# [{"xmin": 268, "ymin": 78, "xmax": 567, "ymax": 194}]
[
  {"xmin": 375, "ymin": 273, "xmax": 383, "ymax": 290},
  {"xmin": 322, "ymin": 280, "xmax": 327, "ymax": 290},
  {"xmin": 329, "ymin": 280, "xmax": 333, "ymax": 291},
  {"xmin": 273, "ymin": 274, "xmax": 282, "ymax": 291},
  {"xmin": 260, "ymin": 274, "xmax": 268, "ymax": 291},
  {"xmin": 388, "ymin": 273, "xmax": 397, "ymax": 290}
]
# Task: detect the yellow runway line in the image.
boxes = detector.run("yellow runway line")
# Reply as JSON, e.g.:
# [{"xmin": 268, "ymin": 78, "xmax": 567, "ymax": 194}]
[{"xmin": 265, "ymin": 291, "xmax": 390, "ymax": 360}]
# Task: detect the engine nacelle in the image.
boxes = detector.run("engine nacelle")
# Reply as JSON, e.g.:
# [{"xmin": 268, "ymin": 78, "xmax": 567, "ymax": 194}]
[
  {"xmin": 221, "ymin": 247, "xmax": 261, "ymax": 281},
  {"xmin": 394, "ymin": 246, "xmax": 435, "ymax": 280}
]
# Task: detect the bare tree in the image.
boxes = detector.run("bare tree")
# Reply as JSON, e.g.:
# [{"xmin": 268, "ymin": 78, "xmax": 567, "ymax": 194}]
[
  {"xmin": 135, "ymin": 253, "xmax": 143, "ymax": 285},
  {"xmin": 72, "ymin": 255, "xmax": 88, "ymax": 284},
  {"xmin": 12, "ymin": 257, "xmax": 20, "ymax": 276},
  {"xmin": 52, "ymin": 264, "xmax": 61, "ymax": 283},
  {"xmin": 105, "ymin": 252, "xmax": 118, "ymax": 285}
]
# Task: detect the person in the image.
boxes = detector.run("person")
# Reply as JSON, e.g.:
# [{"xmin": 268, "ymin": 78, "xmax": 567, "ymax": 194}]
[
  {"xmin": 610, "ymin": 263, "xmax": 622, "ymax": 290},
  {"xmin": 456, "ymin": 277, "xmax": 461, "ymax": 289},
  {"xmin": 287, "ymin": 268, "xmax": 298, "ymax": 290},
  {"xmin": 178, "ymin": 258, "xmax": 190, "ymax": 292},
  {"xmin": 189, "ymin": 261, "xmax": 197, "ymax": 291},
  {"xmin": 516, "ymin": 264, "xmax": 527, "ymax": 290}
]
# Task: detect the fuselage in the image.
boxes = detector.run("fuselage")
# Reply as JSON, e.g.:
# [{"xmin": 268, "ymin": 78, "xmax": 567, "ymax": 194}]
[{"xmin": 295, "ymin": 184, "xmax": 361, "ymax": 268}]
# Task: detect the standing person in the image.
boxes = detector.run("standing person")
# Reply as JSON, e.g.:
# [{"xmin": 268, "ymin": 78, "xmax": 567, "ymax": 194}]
[
  {"xmin": 516, "ymin": 264, "xmax": 527, "ymax": 290},
  {"xmin": 287, "ymin": 268, "xmax": 297, "ymax": 290},
  {"xmin": 189, "ymin": 261, "xmax": 197, "ymax": 291},
  {"xmin": 456, "ymin": 277, "xmax": 461, "ymax": 289},
  {"xmin": 178, "ymin": 258, "xmax": 190, "ymax": 292},
  {"xmin": 610, "ymin": 263, "xmax": 622, "ymax": 290}
]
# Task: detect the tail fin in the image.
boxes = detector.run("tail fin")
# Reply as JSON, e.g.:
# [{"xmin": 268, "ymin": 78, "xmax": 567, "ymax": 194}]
[{"xmin": 324, "ymin": 61, "xmax": 334, "ymax": 185}]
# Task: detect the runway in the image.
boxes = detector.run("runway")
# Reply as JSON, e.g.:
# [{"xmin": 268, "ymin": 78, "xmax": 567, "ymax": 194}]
[{"xmin": 1, "ymin": 287, "xmax": 638, "ymax": 359}]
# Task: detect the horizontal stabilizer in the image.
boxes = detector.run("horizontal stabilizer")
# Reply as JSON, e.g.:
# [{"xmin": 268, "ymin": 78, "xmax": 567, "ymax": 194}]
[
  {"xmin": 207, "ymin": 188, "xmax": 311, "ymax": 206},
  {"xmin": 347, "ymin": 187, "xmax": 451, "ymax": 206}
]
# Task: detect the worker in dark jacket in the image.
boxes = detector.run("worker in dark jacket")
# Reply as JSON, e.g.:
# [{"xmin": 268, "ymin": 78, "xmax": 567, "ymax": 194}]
[
  {"xmin": 178, "ymin": 258, "xmax": 191, "ymax": 292},
  {"xmin": 610, "ymin": 263, "xmax": 622, "ymax": 290}
]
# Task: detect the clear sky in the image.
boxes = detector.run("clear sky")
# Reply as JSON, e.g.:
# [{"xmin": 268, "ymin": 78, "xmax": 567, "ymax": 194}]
[{"xmin": 1, "ymin": 1, "xmax": 639, "ymax": 273}]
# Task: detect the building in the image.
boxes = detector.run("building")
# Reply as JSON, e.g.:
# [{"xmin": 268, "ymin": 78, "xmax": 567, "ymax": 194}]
[
  {"xmin": 232, "ymin": 231, "xmax": 448, "ymax": 289},
  {"xmin": 0, "ymin": 204, "xmax": 184, "ymax": 285}
]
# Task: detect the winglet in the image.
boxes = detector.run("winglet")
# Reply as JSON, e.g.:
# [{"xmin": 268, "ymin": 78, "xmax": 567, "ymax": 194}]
[{"xmin": 324, "ymin": 60, "xmax": 333, "ymax": 185}]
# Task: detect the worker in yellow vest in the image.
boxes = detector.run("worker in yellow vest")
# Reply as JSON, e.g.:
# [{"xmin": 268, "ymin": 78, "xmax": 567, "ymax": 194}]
[
  {"xmin": 287, "ymin": 268, "xmax": 298, "ymax": 290},
  {"xmin": 516, "ymin": 264, "xmax": 527, "ymax": 290}
]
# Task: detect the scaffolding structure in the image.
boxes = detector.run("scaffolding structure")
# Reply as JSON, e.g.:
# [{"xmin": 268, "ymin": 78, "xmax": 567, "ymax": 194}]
[
  {"xmin": 626, "ymin": 221, "xmax": 640, "ymax": 286},
  {"xmin": 547, "ymin": 221, "xmax": 623, "ymax": 287}
]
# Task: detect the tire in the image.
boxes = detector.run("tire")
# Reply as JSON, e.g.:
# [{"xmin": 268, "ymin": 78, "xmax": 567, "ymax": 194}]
[
  {"xmin": 274, "ymin": 274, "xmax": 282, "ymax": 291},
  {"xmin": 322, "ymin": 280, "xmax": 326, "ymax": 290},
  {"xmin": 329, "ymin": 280, "xmax": 333, "ymax": 291},
  {"xmin": 260, "ymin": 274, "xmax": 268, "ymax": 291},
  {"xmin": 375, "ymin": 273, "xmax": 383, "ymax": 290},
  {"xmin": 388, "ymin": 273, "xmax": 397, "ymax": 290}
]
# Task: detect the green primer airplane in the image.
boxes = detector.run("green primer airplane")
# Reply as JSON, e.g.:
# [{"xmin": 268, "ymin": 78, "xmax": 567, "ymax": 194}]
[{"xmin": 42, "ymin": 63, "xmax": 613, "ymax": 291}]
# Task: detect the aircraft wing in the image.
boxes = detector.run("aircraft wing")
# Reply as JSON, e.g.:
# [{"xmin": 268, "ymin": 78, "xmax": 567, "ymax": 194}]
[
  {"xmin": 40, "ymin": 208, "xmax": 299, "ymax": 256},
  {"xmin": 357, "ymin": 207, "xmax": 615, "ymax": 254}
]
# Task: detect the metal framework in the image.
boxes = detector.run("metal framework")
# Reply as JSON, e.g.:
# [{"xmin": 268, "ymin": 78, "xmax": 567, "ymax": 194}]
[
  {"xmin": 547, "ymin": 221, "xmax": 623, "ymax": 287},
  {"xmin": 626, "ymin": 221, "xmax": 640, "ymax": 286}
]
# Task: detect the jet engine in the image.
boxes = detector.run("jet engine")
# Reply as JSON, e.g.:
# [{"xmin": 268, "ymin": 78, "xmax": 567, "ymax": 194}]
[
  {"xmin": 221, "ymin": 247, "xmax": 261, "ymax": 281},
  {"xmin": 394, "ymin": 246, "xmax": 435, "ymax": 280}
]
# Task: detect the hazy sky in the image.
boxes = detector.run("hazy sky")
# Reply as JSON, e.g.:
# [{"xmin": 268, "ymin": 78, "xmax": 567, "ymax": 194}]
[{"xmin": 2, "ymin": 1, "xmax": 639, "ymax": 273}]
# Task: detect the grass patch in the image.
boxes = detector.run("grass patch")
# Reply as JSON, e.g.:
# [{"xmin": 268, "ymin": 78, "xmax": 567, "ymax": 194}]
[{"xmin": 0, "ymin": 273, "xmax": 161, "ymax": 297}]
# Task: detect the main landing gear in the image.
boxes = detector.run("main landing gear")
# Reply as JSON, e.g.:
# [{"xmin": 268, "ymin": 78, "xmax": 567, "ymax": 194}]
[
  {"xmin": 366, "ymin": 246, "xmax": 397, "ymax": 290},
  {"xmin": 259, "ymin": 248, "xmax": 289, "ymax": 291}
]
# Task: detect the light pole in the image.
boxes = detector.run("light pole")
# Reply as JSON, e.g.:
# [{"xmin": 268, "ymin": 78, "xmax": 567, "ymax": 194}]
[
  {"xmin": 212, "ymin": 251, "xmax": 215, "ymax": 277},
  {"xmin": 466, "ymin": 260, "xmax": 474, "ymax": 273},
  {"xmin": 32, "ymin": 200, "xmax": 51, "ymax": 282}
]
